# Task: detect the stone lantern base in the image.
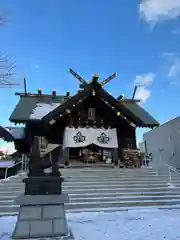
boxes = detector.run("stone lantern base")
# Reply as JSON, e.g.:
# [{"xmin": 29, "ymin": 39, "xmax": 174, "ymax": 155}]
[{"xmin": 12, "ymin": 194, "xmax": 73, "ymax": 239}]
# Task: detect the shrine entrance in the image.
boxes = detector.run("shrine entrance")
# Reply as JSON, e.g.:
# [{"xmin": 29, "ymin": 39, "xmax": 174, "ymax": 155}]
[
  {"xmin": 69, "ymin": 144, "xmax": 114, "ymax": 165},
  {"xmin": 63, "ymin": 127, "xmax": 118, "ymax": 167}
]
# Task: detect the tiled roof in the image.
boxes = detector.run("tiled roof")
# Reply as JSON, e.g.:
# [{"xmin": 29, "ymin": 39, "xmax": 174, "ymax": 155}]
[
  {"xmin": 9, "ymin": 87, "xmax": 159, "ymax": 128},
  {"xmin": 121, "ymin": 101, "xmax": 159, "ymax": 127},
  {"xmin": 10, "ymin": 95, "xmax": 67, "ymax": 122}
]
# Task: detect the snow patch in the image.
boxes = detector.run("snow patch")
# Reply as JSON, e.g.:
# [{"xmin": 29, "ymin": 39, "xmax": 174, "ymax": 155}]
[
  {"xmin": 30, "ymin": 103, "xmax": 60, "ymax": 119},
  {"xmin": 168, "ymin": 182, "xmax": 176, "ymax": 188},
  {"xmin": 5, "ymin": 127, "xmax": 25, "ymax": 139},
  {"xmin": 1, "ymin": 210, "xmax": 180, "ymax": 239}
]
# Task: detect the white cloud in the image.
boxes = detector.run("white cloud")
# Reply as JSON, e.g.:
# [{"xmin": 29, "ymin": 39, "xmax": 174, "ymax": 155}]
[
  {"xmin": 139, "ymin": 0, "xmax": 180, "ymax": 25},
  {"xmin": 172, "ymin": 28, "xmax": 180, "ymax": 35},
  {"xmin": 134, "ymin": 73, "xmax": 155, "ymax": 104},
  {"xmin": 135, "ymin": 73, "xmax": 155, "ymax": 86},
  {"xmin": 135, "ymin": 86, "xmax": 152, "ymax": 104},
  {"xmin": 0, "ymin": 142, "xmax": 15, "ymax": 154},
  {"xmin": 162, "ymin": 53, "xmax": 180, "ymax": 85},
  {"xmin": 162, "ymin": 52, "xmax": 177, "ymax": 58},
  {"xmin": 168, "ymin": 57, "xmax": 180, "ymax": 77},
  {"xmin": 34, "ymin": 64, "xmax": 40, "ymax": 69}
]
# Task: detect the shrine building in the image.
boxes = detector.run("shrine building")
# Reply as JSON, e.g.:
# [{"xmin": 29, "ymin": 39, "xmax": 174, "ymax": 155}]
[{"xmin": 0, "ymin": 69, "xmax": 159, "ymax": 168}]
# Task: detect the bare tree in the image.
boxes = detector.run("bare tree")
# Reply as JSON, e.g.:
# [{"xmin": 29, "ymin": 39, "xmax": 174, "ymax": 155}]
[
  {"xmin": 0, "ymin": 15, "xmax": 6, "ymax": 26},
  {"xmin": 0, "ymin": 14, "xmax": 19, "ymax": 88},
  {"xmin": 0, "ymin": 53, "xmax": 19, "ymax": 88}
]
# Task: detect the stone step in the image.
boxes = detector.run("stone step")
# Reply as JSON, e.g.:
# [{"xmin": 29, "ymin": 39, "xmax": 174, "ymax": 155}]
[
  {"xmin": 0, "ymin": 189, "xmax": 180, "ymax": 200},
  {"xmin": 0, "ymin": 191, "xmax": 180, "ymax": 201},
  {"xmin": 62, "ymin": 183, "xmax": 180, "ymax": 189},
  {"xmin": 2, "ymin": 181, "xmax": 180, "ymax": 189},
  {"xmin": 66, "ymin": 199, "xmax": 180, "ymax": 209},
  {"xmin": 63, "ymin": 187, "xmax": 180, "ymax": 194},
  {"xmin": 0, "ymin": 198, "xmax": 180, "ymax": 213},
  {"xmin": 3, "ymin": 177, "xmax": 179, "ymax": 184},
  {"xmin": 5, "ymin": 174, "xmax": 180, "ymax": 180},
  {"xmin": 0, "ymin": 205, "xmax": 19, "ymax": 213},
  {"xmin": 2, "ymin": 203, "xmax": 180, "ymax": 217},
  {"xmin": 2, "ymin": 204, "xmax": 180, "ymax": 217},
  {"xmin": 61, "ymin": 174, "xmax": 175, "ymax": 177},
  {"xmin": 0, "ymin": 186, "xmax": 179, "ymax": 196},
  {"xmin": 69, "ymin": 195, "xmax": 180, "ymax": 203},
  {"xmin": 65, "ymin": 199, "xmax": 180, "ymax": 209},
  {"xmin": 63, "ymin": 179, "xmax": 180, "ymax": 187},
  {"xmin": 1, "ymin": 194, "xmax": 180, "ymax": 206},
  {"xmin": 0, "ymin": 184, "xmax": 178, "ymax": 192},
  {"xmin": 2, "ymin": 180, "xmax": 179, "ymax": 187},
  {"xmin": 65, "ymin": 204, "xmax": 180, "ymax": 213},
  {"xmin": 4, "ymin": 174, "xmax": 171, "ymax": 179},
  {"xmin": 0, "ymin": 191, "xmax": 23, "ymax": 196},
  {"xmin": 69, "ymin": 191, "xmax": 180, "ymax": 198}
]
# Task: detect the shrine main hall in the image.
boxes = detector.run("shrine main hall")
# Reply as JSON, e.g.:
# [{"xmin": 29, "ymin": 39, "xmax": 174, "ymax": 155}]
[{"xmin": 0, "ymin": 70, "xmax": 159, "ymax": 168}]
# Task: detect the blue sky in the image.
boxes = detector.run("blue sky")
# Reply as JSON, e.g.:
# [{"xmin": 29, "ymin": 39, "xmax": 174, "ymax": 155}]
[{"xmin": 1, "ymin": 0, "xmax": 180, "ymax": 152}]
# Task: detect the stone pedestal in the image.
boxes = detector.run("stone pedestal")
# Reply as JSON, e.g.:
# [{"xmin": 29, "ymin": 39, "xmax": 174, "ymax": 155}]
[
  {"xmin": 23, "ymin": 177, "xmax": 63, "ymax": 195},
  {"xmin": 12, "ymin": 194, "xmax": 73, "ymax": 239}
]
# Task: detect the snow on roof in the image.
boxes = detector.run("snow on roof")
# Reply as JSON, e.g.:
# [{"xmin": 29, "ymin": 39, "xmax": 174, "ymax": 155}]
[
  {"xmin": 5, "ymin": 127, "xmax": 25, "ymax": 139},
  {"xmin": 0, "ymin": 160, "xmax": 14, "ymax": 168},
  {"xmin": 30, "ymin": 103, "xmax": 60, "ymax": 119}
]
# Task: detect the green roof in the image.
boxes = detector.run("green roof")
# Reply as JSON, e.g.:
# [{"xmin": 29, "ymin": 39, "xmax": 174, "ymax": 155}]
[
  {"xmin": 121, "ymin": 101, "xmax": 159, "ymax": 126},
  {"xmin": 9, "ymin": 90, "xmax": 159, "ymax": 128},
  {"xmin": 10, "ymin": 95, "xmax": 66, "ymax": 122}
]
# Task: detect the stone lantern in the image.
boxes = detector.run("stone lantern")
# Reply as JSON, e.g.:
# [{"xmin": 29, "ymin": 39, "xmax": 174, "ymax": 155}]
[{"xmin": 12, "ymin": 136, "xmax": 73, "ymax": 239}]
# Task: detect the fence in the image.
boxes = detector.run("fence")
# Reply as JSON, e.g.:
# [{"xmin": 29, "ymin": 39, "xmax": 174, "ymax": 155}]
[{"xmin": 4, "ymin": 154, "xmax": 29, "ymax": 179}]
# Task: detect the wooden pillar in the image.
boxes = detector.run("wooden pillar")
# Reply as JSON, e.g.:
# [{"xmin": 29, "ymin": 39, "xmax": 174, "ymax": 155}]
[
  {"xmin": 133, "ymin": 128, "xmax": 137, "ymax": 148},
  {"xmin": 112, "ymin": 149, "xmax": 118, "ymax": 165},
  {"xmin": 63, "ymin": 147, "xmax": 69, "ymax": 166}
]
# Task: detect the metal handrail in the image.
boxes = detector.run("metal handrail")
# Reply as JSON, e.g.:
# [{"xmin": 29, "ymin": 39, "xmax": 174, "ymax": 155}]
[
  {"xmin": 155, "ymin": 161, "xmax": 180, "ymax": 185},
  {"xmin": 4, "ymin": 155, "xmax": 29, "ymax": 179},
  {"xmin": 164, "ymin": 164, "xmax": 180, "ymax": 184},
  {"xmin": 164, "ymin": 163, "xmax": 180, "ymax": 174}
]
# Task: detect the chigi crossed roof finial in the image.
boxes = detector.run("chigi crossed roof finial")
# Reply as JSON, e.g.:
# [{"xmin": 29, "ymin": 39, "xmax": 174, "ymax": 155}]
[{"xmin": 69, "ymin": 68, "xmax": 117, "ymax": 88}]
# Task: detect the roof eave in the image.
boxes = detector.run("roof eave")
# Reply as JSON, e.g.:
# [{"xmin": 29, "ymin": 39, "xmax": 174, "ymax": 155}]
[
  {"xmin": 9, "ymin": 118, "xmax": 42, "ymax": 124},
  {"xmin": 137, "ymin": 123, "xmax": 159, "ymax": 128},
  {"xmin": 42, "ymin": 84, "xmax": 93, "ymax": 122}
]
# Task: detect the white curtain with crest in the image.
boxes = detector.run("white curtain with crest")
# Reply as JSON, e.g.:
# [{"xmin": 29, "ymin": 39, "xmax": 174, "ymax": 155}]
[{"xmin": 63, "ymin": 127, "xmax": 118, "ymax": 148}]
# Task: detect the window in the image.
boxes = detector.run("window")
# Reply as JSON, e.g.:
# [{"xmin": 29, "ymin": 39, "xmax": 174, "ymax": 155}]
[{"xmin": 88, "ymin": 108, "xmax": 96, "ymax": 120}]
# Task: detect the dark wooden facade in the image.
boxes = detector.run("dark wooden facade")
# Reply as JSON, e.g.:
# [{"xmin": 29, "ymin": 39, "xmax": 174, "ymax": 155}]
[{"xmin": 0, "ymin": 73, "xmax": 159, "ymax": 167}]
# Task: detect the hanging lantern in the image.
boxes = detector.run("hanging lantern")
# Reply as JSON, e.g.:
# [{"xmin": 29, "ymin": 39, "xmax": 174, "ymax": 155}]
[
  {"xmin": 73, "ymin": 104, "xmax": 75, "ymax": 107},
  {"xmin": 130, "ymin": 122, "xmax": 136, "ymax": 128},
  {"xmin": 66, "ymin": 109, "xmax": 71, "ymax": 114},
  {"xmin": 92, "ymin": 89, "xmax": 96, "ymax": 96},
  {"xmin": 117, "ymin": 112, "xmax": 121, "ymax": 116},
  {"xmin": 49, "ymin": 119, "xmax": 56, "ymax": 125}
]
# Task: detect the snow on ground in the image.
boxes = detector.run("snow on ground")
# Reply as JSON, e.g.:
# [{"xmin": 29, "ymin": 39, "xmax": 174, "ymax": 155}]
[{"xmin": 0, "ymin": 209, "xmax": 180, "ymax": 239}]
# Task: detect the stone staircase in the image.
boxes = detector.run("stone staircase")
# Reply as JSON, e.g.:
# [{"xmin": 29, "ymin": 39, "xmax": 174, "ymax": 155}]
[{"xmin": 0, "ymin": 167, "xmax": 180, "ymax": 216}]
